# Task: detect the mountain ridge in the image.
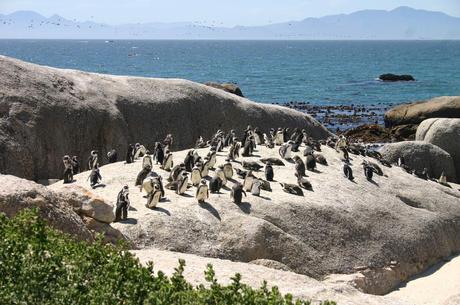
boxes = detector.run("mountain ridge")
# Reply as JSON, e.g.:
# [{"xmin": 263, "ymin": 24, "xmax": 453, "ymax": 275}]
[{"xmin": 1, "ymin": 7, "xmax": 459, "ymax": 40}]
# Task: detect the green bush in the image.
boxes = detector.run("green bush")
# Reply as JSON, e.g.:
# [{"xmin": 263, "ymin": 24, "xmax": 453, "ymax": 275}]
[{"xmin": 0, "ymin": 209, "xmax": 336, "ymax": 305}]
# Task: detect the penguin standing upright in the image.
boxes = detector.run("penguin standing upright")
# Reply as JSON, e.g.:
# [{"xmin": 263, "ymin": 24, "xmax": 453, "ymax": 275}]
[
  {"xmin": 305, "ymin": 153, "xmax": 316, "ymax": 171},
  {"xmin": 184, "ymin": 150, "xmax": 195, "ymax": 172},
  {"xmin": 343, "ymin": 163, "xmax": 354, "ymax": 181},
  {"xmin": 146, "ymin": 184, "xmax": 162, "ymax": 209},
  {"xmin": 153, "ymin": 142, "xmax": 164, "ymax": 165},
  {"xmin": 126, "ymin": 145, "xmax": 135, "ymax": 164},
  {"xmin": 115, "ymin": 185, "xmax": 130, "ymax": 222},
  {"xmin": 222, "ymin": 162, "xmax": 234, "ymax": 179},
  {"xmin": 169, "ymin": 163, "xmax": 185, "ymax": 182},
  {"xmin": 251, "ymin": 179, "xmax": 262, "ymax": 196},
  {"xmin": 264, "ymin": 162, "xmax": 274, "ymax": 181},
  {"xmin": 142, "ymin": 152, "xmax": 153, "ymax": 169},
  {"xmin": 215, "ymin": 168, "xmax": 227, "ymax": 186},
  {"xmin": 201, "ymin": 160, "xmax": 211, "ymax": 177},
  {"xmin": 231, "ymin": 182, "xmax": 247, "ymax": 204},
  {"xmin": 264, "ymin": 133, "xmax": 274, "ymax": 149},
  {"xmin": 243, "ymin": 171, "xmax": 255, "ymax": 192},
  {"xmin": 275, "ymin": 128, "xmax": 284, "ymax": 146},
  {"xmin": 88, "ymin": 150, "xmax": 99, "ymax": 170},
  {"xmin": 191, "ymin": 165, "xmax": 202, "ymax": 186},
  {"xmin": 176, "ymin": 172, "xmax": 189, "ymax": 195},
  {"xmin": 206, "ymin": 150, "xmax": 217, "ymax": 169},
  {"xmin": 88, "ymin": 165, "xmax": 102, "ymax": 189},
  {"xmin": 209, "ymin": 176, "xmax": 223, "ymax": 193},
  {"xmin": 363, "ymin": 162, "xmax": 374, "ymax": 180},
  {"xmin": 62, "ymin": 155, "xmax": 73, "ymax": 184},
  {"xmin": 196, "ymin": 179, "xmax": 209, "ymax": 203},
  {"xmin": 71, "ymin": 156, "xmax": 80, "ymax": 174},
  {"xmin": 293, "ymin": 156, "xmax": 306, "ymax": 177},
  {"xmin": 107, "ymin": 149, "xmax": 118, "ymax": 164},
  {"xmin": 135, "ymin": 165, "xmax": 152, "ymax": 189},
  {"xmin": 162, "ymin": 151, "xmax": 173, "ymax": 171}
]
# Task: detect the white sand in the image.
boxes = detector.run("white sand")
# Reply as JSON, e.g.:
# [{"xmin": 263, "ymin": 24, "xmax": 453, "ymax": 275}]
[{"xmin": 388, "ymin": 255, "xmax": 460, "ymax": 305}]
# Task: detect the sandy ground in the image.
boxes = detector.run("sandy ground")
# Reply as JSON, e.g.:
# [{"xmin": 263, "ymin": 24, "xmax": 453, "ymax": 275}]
[{"xmin": 388, "ymin": 255, "xmax": 460, "ymax": 305}]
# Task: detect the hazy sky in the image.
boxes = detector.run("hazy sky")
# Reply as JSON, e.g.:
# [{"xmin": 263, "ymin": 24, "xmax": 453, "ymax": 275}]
[{"xmin": 1, "ymin": 0, "xmax": 459, "ymax": 26}]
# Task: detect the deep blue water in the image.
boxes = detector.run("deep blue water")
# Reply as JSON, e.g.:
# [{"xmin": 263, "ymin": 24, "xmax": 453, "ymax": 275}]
[{"xmin": 0, "ymin": 40, "xmax": 459, "ymax": 105}]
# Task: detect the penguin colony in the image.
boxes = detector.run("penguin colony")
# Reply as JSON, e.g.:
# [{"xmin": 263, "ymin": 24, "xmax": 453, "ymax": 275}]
[{"xmin": 61, "ymin": 128, "xmax": 456, "ymax": 222}]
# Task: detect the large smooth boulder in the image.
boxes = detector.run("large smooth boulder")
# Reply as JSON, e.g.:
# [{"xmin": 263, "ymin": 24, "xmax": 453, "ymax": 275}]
[
  {"xmin": 416, "ymin": 118, "xmax": 460, "ymax": 181},
  {"xmin": 50, "ymin": 143, "xmax": 460, "ymax": 294},
  {"xmin": 56, "ymin": 185, "xmax": 115, "ymax": 223},
  {"xmin": 384, "ymin": 96, "xmax": 460, "ymax": 127},
  {"xmin": 0, "ymin": 174, "xmax": 94, "ymax": 241},
  {"xmin": 0, "ymin": 55, "xmax": 330, "ymax": 181},
  {"xmin": 380, "ymin": 141, "xmax": 457, "ymax": 182}
]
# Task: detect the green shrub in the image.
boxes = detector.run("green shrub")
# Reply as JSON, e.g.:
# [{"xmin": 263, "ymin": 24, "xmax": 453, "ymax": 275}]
[{"xmin": 0, "ymin": 208, "xmax": 336, "ymax": 305}]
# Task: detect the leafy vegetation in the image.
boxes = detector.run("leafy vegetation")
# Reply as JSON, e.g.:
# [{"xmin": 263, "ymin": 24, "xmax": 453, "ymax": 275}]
[{"xmin": 0, "ymin": 209, "xmax": 336, "ymax": 305}]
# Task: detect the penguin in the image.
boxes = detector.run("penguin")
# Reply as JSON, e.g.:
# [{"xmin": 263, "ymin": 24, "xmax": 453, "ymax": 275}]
[
  {"xmin": 209, "ymin": 176, "xmax": 223, "ymax": 193},
  {"xmin": 368, "ymin": 161, "xmax": 384, "ymax": 176},
  {"xmin": 437, "ymin": 172, "xmax": 451, "ymax": 188},
  {"xmin": 259, "ymin": 179, "xmax": 272, "ymax": 192},
  {"xmin": 153, "ymin": 142, "xmax": 164, "ymax": 165},
  {"xmin": 228, "ymin": 141, "xmax": 241, "ymax": 161},
  {"xmin": 413, "ymin": 168, "xmax": 428, "ymax": 180},
  {"xmin": 146, "ymin": 184, "xmax": 162, "ymax": 209},
  {"xmin": 191, "ymin": 165, "xmax": 202, "ymax": 186},
  {"xmin": 343, "ymin": 163, "xmax": 354, "ymax": 181},
  {"xmin": 71, "ymin": 156, "xmax": 80, "ymax": 174},
  {"xmin": 135, "ymin": 164, "xmax": 152, "ymax": 188},
  {"xmin": 263, "ymin": 133, "xmax": 275, "ymax": 149},
  {"xmin": 303, "ymin": 145, "xmax": 314, "ymax": 157},
  {"xmin": 339, "ymin": 148, "xmax": 350, "ymax": 163},
  {"xmin": 176, "ymin": 172, "xmax": 189, "ymax": 195},
  {"xmin": 280, "ymin": 183, "xmax": 304, "ymax": 196},
  {"xmin": 314, "ymin": 153, "xmax": 328, "ymax": 166},
  {"xmin": 195, "ymin": 136, "xmax": 206, "ymax": 148},
  {"xmin": 231, "ymin": 182, "xmax": 247, "ymax": 204},
  {"xmin": 162, "ymin": 151, "xmax": 173, "ymax": 171},
  {"xmin": 215, "ymin": 168, "xmax": 227, "ymax": 186},
  {"xmin": 279, "ymin": 142, "xmax": 292, "ymax": 160},
  {"xmin": 398, "ymin": 157, "xmax": 412, "ymax": 173},
  {"xmin": 88, "ymin": 166, "xmax": 102, "ymax": 189},
  {"xmin": 126, "ymin": 145, "xmax": 134, "ymax": 164},
  {"xmin": 88, "ymin": 150, "xmax": 99, "ymax": 170},
  {"xmin": 260, "ymin": 158, "xmax": 285, "ymax": 166},
  {"xmin": 254, "ymin": 128, "xmax": 263, "ymax": 145},
  {"xmin": 196, "ymin": 179, "xmax": 209, "ymax": 203},
  {"xmin": 206, "ymin": 150, "xmax": 217, "ymax": 169},
  {"xmin": 222, "ymin": 162, "xmax": 234, "ymax": 179},
  {"xmin": 363, "ymin": 162, "xmax": 374, "ymax": 181},
  {"xmin": 296, "ymin": 173, "xmax": 312, "ymax": 190},
  {"xmin": 62, "ymin": 155, "xmax": 73, "ymax": 184},
  {"xmin": 293, "ymin": 156, "xmax": 306, "ymax": 177},
  {"xmin": 142, "ymin": 175, "xmax": 164, "ymax": 197},
  {"xmin": 183, "ymin": 150, "xmax": 195, "ymax": 172},
  {"xmin": 107, "ymin": 149, "xmax": 118, "ymax": 164},
  {"xmin": 243, "ymin": 170, "xmax": 255, "ymax": 192},
  {"xmin": 201, "ymin": 159, "xmax": 211, "ymax": 178},
  {"xmin": 265, "ymin": 162, "xmax": 274, "ymax": 181},
  {"xmin": 305, "ymin": 153, "xmax": 316, "ymax": 171},
  {"xmin": 169, "ymin": 163, "xmax": 186, "ymax": 182},
  {"xmin": 241, "ymin": 138, "xmax": 253, "ymax": 157},
  {"xmin": 142, "ymin": 153, "xmax": 153, "ymax": 169},
  {"xmin": 134, "ymin": 144, "xmax": 147, "ymax": 159},
  {"xmin": 242, "ymin": 161, "xmax": 263, "ymax": 171},
  {"xmin": 236, "ymin": 168, "xmax": 248, "ymax": 179},
  {"xmin": 251, "ymin": 179, "xmax": 262, "ymax": 196},
  {"xmin": 275, "ymin": 129, "xmax": 284, "ymax": 146}
]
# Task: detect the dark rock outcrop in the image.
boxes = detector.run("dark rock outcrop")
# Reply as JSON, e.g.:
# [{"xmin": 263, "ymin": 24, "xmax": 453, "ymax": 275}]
[
  {"xmin": 0, "ymin": 56, "xmax": 330, "ymax": 180},
  {"xmin": 379, "ymin": 74, "xmax": 415, "ymax": 82}
]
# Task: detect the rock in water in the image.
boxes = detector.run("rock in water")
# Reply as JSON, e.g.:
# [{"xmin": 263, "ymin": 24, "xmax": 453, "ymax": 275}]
[
  {"xmin": 0, "ymin": 55, "xmax": 331, "ymax": 180},
  {"xmin": 379, "ymin": 73, "xmax": 415, "ymax": 82}
]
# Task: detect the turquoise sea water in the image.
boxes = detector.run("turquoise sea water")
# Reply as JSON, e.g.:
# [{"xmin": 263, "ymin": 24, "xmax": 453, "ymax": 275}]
[{"xmin": 0, "ymin": 40, "xmax": 459, "ymax": 105}]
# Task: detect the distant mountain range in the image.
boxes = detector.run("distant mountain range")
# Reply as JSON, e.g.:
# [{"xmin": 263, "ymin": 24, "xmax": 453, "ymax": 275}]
[{"xmin": 1, "ymin": 7, "xmax": 460, "ymax": 40}]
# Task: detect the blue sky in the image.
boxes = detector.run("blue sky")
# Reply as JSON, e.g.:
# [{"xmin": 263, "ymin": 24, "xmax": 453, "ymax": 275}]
[{"xmin": 1, "ymin": 0, "xmax": 459, "ymax": 26}]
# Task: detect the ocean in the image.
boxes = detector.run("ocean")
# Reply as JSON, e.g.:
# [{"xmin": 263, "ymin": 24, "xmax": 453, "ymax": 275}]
[{"xmin": 0, "ymin": 39, "xmax": 459, "ymax": 107}]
